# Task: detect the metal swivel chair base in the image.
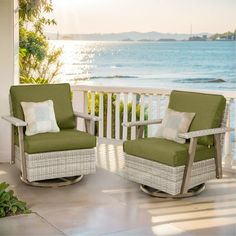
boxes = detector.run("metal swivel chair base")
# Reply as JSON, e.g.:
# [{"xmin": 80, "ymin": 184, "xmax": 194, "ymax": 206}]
[
  {"xmin": 140, "ymin": 183, "xmax": 206, "ymax": 198},
  {"xmin": 20, "ymin": 175, "xmax": 84, "ymax": 187}
]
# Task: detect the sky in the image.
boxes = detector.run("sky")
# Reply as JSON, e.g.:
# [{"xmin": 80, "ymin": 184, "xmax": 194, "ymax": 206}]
[{"xmin": 46, "ymin": 0, "xmax": 236, "ymax": 34}]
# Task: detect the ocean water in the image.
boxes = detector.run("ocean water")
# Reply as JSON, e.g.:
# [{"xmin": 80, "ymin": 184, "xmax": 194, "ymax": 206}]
[{"xmin": 50, "ymin": 40, "xmax": 236, "ymax": 91}]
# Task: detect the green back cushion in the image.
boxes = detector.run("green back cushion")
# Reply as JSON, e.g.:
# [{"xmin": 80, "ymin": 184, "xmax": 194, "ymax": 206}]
[
  {"xmin": 168, "ymin": 90, "xmax": 226, "ymax": 146},
  {"xmin": 10, "ymin": 83, "xmax": 76, "ymax": 129}
]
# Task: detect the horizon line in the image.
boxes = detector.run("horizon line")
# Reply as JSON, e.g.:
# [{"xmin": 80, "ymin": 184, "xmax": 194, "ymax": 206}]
[{"xmin": 45, "ymin": 30, "xmax": 235, "ymax": 35}]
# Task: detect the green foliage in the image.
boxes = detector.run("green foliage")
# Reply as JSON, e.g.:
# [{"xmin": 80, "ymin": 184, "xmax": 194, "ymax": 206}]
[
  {"xmin": 0, "ymin": 182, "xmax": 30, "ymax": 218},
  {"xmin": 210, "ymin": 31, "xmax": 236, "ymax": 40},
  {"xmin": 20, "ymin": 77, "xmax": 49, "ymax": 84},
  {"xmin": 19, "ymin": 0, "xmax": 62, "ymax": 84},
  {"xmin": 88, "ymin": 93, "xmax": 148, "ymax": 139}
]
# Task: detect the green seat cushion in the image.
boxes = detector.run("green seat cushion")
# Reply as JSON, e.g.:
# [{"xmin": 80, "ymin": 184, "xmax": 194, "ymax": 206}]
[
  {"xmin": 123, "ymin": 138, "xmax": 215, "ymax": 167},
  {"xmin": 10, "ymin": 83, "xmax": 75, "ymax": 130},
  {"xmin": 15, "ymin": 129, "xmax": 96, "ymax": 154},
  {"xmin": 168, "ymin": 91, "xmax": 226, "ymax": 146}
]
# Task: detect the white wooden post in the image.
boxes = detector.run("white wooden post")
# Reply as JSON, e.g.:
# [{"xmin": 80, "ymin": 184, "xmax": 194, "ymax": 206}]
[
  {"xmin": 72, "ymin": 90, "xmax": 88, "ymax": 131},
  {"xmin": 122, "ymin": 93, "xmax": 128, "ymax": 140},
  {"xmin": 115, "ymin": 93, "xmax": 120, "ymax": 140},
  {"xmin": 107, "ymin": 93, "xmax": 112, "ymax": 139},
  {"xmin": 99, "ymin": 93, "xmax": 104, "ymax": 138},
  {"xmin": 148, "ymin": 94, "xmax": 153, "ymax": 137},
  {"xmin": 233, "ymin": 99, "xmax": 236, "ymax": 166},
  {"xmin": 0, "ymin": 0, "xmax": 19, "ymax": 162},
  {"xmin": 157, "ymin": 95, "xmax": 161, "ymax": 119},
  {"xmin": 90, "ymin": 92, "xmax": 95, "ymax": 133},
  {"xmin": 140, "ymin": 94, "xmax": 145, "ymax": 122},
  {"xmin": 131, "ymin": 93, "xmax": 137, "ymax": 139},
  {"xmin": 224, "ymin": 99, "xmax": 232, "ymax": 168}
]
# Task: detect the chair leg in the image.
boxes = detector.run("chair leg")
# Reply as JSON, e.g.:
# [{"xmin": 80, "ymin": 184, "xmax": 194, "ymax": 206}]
[
  {"xmin": 11, "ymin": 125, "xmax": 15, "ymax": 164},
  {"xmin": 180, "ymin": 137, "xmax": 198, "ymax": 194},
  {"xmin": 214, "ymin": 134, "xmax": 222, "ymax": 179},
  {"xmin": 18, "ymin": 126, "xmax": 27, "ymax": 181}
]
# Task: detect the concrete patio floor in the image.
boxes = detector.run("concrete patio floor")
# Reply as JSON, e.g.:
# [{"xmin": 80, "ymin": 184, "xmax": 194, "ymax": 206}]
[{"xmin": 0, "ymin": 139, "xmax": 236, "ymax": 236}]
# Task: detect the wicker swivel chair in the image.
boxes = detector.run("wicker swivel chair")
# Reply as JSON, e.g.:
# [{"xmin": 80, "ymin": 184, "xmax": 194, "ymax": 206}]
[
  {"xmin": 123, "ymin": 90, "xmax": 232, "ymax": 198},
  {"xmin": 2, "ymin": 83, "xmax": 99, "ymax": 187}
]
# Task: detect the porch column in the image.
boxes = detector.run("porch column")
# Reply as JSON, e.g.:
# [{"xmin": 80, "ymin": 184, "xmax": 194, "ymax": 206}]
[{"xmin": 0, "ymin": 0, "xmax": 19, "ymax": 162}]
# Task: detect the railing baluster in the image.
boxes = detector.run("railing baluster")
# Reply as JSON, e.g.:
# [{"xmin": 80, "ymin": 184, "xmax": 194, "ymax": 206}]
[
  {"xmin": 148, "ymin": 94, "xmax": 153, "ymax": 137},
  {"xmin": 84, "ymin": 91, "xmax": 88, "ymax": 114},
  {"xmin": 72, "ymin": 90, "xmax": 79, "ymax": 129},
  {"xmin": 122, "ymin": 93, "xmax": 128, "ymax": 141},
  {"xmin": 156, "ymin": 95, "xmax": 161, "ymax": 119},
  {"xmin": 83, "ymin": 91, "xmax": 88, "ymax": 131},
  {"xmin": 107, "ymin": 93, "xmax": 112, "ymax": 139},
  {"xmin": 99, "ymin": 93, "xmax": 104, "ymax": 138},
  {"xmin": 72, "ymin": 90, "xmax": 79, "ymax": 112},
  {"xmin": 72, "ymin": 90, "xmax": 87, "ymax": 131},
  {"xmin": 90, "ymin": 92, "xmax": 95, "ymax": 133},
  {"xmin": 224, "ymin": 99, "xmax": 232, "ymax": 168},
  {"xmin": 131, "ymin": 93, "xmax": 136, "ymax": 140},
  {"xmin": 91, "ymin": 92, "xmax": 95, "ymax": 115},
  {"xmin": 115, "ymin": 93, "xmax": 120, "ymax": 140},
  {"xmin": 139, "ymin": 94, "xmax": 145, "ymax": 138},
  {"xmin": 140, "ymin": 94, "xmax": 145, "ymax": 121},
  {"xmin": 234, "ymin": 99, "xmax": 236, "ymax": 165},
  {"xmin": 151, "ymin": 94, "xmax": 159, "ymax": 137}
]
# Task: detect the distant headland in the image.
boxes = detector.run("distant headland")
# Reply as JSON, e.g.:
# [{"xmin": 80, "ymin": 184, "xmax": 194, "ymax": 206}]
[{"xmin": 46, "ymin": 31, "xmax": 236, "ymax": 41}]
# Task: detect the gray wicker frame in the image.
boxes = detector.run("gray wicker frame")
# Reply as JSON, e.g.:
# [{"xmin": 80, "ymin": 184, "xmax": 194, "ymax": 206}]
[
  {"xmin": 123, "ymin": 105, "xmax": 233, "ymax": 197},
  {"xmin": 2, "ymin": 111, "xmax": 100, "ymax": 187}
]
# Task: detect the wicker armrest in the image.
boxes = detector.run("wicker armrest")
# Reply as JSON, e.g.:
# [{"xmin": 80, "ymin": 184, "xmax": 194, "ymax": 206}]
[
  {"xmin": 2, "ymin": 115, "xmax": 27, "ymax": 127},
  {"xmin": 74, "ymin": 112, "xmax": 101, "ymax": 122},
  {"xmin": 122, "ymin": 119, "xmax": 162, "ymax": 128},
  {"xmin": 178, "ymin": 127, "xmax": 233, "ymax": 139}
]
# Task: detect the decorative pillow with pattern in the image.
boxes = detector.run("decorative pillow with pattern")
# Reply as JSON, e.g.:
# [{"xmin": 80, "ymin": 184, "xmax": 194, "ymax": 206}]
[
  {"xmin": 156, "ymin": 108, "xmax": 195, "ymax": 144},
  {"xmin": 21, "ymin": 100, "xmax": 60, "ymax": 136}
]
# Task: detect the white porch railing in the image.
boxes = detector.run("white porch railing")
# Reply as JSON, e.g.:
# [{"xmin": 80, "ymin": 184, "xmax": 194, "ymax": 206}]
[{"xmin": 71, "ymin": 85, "xmax": 236, "ymax": 173}]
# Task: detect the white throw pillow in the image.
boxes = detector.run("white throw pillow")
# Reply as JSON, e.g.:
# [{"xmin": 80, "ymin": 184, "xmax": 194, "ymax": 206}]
[
  {"xmin": 21, "ymin": 100, "xmax": 60, "ymax": 136},
  {"xmin": 156, "ymin": 108, "xmax": 195, "ymax": 144}
]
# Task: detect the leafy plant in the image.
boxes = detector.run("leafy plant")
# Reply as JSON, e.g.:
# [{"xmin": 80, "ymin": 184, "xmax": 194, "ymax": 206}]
[
  {"xmin": 19, "ymin": 0, "xmax": 62, "ymax": 84},
  {"xmin": 0, "ymin": 182, "xmax": 30, "ymax": 217}
]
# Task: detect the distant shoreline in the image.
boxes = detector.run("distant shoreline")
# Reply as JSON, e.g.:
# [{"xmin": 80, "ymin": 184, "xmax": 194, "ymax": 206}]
[
  {"xmin": 46, "ymin": 31, "xmax": 236, "ymax": 42},
  {"xmin": 48, "ymin": 39, "xmax": 235, "ymax": 42}
]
